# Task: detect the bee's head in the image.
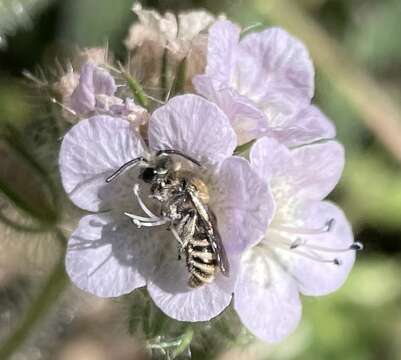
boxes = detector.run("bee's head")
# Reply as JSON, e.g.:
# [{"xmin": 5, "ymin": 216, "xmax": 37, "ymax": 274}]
[
  {"xmin": 140, "ymin": 167, "xmax": 157, "ymax": 183},
  {"xmin": 140, "ymin": 156, "xmax": 172, "ymax": 183}
]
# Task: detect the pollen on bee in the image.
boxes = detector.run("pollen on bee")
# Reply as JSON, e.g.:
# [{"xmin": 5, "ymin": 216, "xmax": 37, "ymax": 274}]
[{"xmin": 191, "ymin": 177, "xmax": 210, "ymax": 203}]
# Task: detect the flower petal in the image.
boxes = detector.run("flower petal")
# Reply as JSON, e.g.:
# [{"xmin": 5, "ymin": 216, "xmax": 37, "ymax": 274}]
[
  {"xmin": 210, "ymin": 157, "xmax": 274, "ymax": 254},
  {"xmin": 234, "ymin": 250, "xmax": 302, "ymax": 343},
  {"xmin": 266, "ymin": 105, "xmax": 336, "ymax": 147},
  {"xmin": 205, "ymin": 20, "xmax": 241, "ymax": 84},
  {"xmin": 288, "ymin": 140, "xmax": 345, "ymax": 200},
  {"xmin": 70, "ymin": 62, "xmax": 96, "ymax": 114},
  {"xmin": 234, "ymin": 27, "xmax": 314, "ymax": 109},
  {"xmin": 147, "ymin": 235, "xmax": 232, "ymax": 321},
  {"xmin": 131, "ymin": 3, "xmax": 178, "ymax": 43},
  {"xmin": 92, "ymin": 65, "xmax": 117, "ymax": 96},
  {"xmin": 70, "ymin": 62, "xmax": 117, "ymax": 115},
  {"xmin": 177, "ymin": 10, "xmax": 216, "ymax": 42},
  {"xmin": 59, "ymin": 115, "xmax": 145, "ymax": 211},
  {"xmin": 65, "ymin": 214, "xmax": 151, "ymax": 298},
  {"xmin": 250, "ymin": 136, "xmax": 292, "ymax": 183},
  {"xmin": 270, "ymin": 201, "xmax": 355, "ymax": 296},
  {"xmin": 148, "ymin": 94, "xmax": 236, "ymax": 164},
  {"xmin": 193, "ymin": 75, "xmax": 269, "ymax": 144},
  {"xmin": 251, "ymin": 137, "xmax": 344, "ymax": 203}
]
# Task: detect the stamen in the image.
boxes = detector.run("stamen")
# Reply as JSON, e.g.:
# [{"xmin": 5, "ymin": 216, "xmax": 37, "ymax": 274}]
[
  {"xmin": 133, "ymin": 184, "xmax": 158, "ymax": 218},
  {"xmin": 273, "ymin": 218, "xmax": 335, "ymax": 235},
  {"xmin": 350, "ymin": 242, "xmax": 364, "ymax": 250},
  {"xmin": 271, "ymin": 242, "xmax": 342, "ymax": 266},
  {"xmin": 288, "ymin": 238, "xmax": 364, "ymax": 253},
  {"xmin": 289, "ymin": 238, "xmax": 303, "ymax": 249}
]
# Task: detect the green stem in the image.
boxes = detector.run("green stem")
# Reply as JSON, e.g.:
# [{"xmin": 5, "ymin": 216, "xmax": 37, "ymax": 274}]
[
  {"xmin": 0, "ymin": 230, "xmax": 68, "ymax": 360},
  {"xmin": 170, "ymin": 328, "xmax": 194, "ymax": 359},
  {"xmin": 170, "ymin": 57, "xmax": 187, "ymax": 97},
  {"xmin": 161, "ymin": 48, "xmax": 169, "ymax": 101},
  {"xmin": 118, "ymin": 64, "xmax": 149, "ymax": 109},
  {"xmin": 0, "ymin": 209, "xmax": 49, "ymax": 233}
]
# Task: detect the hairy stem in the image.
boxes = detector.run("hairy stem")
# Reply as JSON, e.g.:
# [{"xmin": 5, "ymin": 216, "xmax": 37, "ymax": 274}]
[
  {"xmin": 170, "ymin": 328, "xmax": 194, "ymax": 359},
  {"xmin": 0, "ymin": 230, "xmax": 68, "ymax": 360}
]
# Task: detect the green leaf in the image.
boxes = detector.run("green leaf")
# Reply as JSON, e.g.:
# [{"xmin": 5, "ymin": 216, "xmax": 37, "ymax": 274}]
[
  {"xmin": 234, "ymin": 139, "xmax": 256, "ymax": 155},
  {"xmin": 0, "ymin": 137, "xmax": 58, "ymax": 225}
]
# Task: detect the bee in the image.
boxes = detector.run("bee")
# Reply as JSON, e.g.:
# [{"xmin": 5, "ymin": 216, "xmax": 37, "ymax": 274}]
[{"xmin": 105, "ymin": 150, "xmax": 230, "ymax": 287}]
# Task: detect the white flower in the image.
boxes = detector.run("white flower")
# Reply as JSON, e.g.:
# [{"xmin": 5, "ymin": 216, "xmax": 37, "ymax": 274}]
[
  {"xmin": 125, "ymin": 3, "xmax": 223, "ymax": 92},
  {"xmin": 59, "ymin": 94, "xmax": 272, "ymax": 321},
  {"xmin": 233, "ymin": 137, "xmax": 361, "ymax": 342}
]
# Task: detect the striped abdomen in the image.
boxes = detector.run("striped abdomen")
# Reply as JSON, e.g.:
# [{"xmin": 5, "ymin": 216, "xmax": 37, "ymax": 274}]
[{"xmin": 186, "ymin": 238, "xmax": 217, "ymax": 288}]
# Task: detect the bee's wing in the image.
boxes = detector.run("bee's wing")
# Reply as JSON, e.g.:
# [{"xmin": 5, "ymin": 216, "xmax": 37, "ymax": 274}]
[
  {"xmin": 188, "ymin": 187, "xmax": 230, "ymax": 276},
  {"xmin": 207, "ymin": 211, "xmax": 230, "ymax": 276}
]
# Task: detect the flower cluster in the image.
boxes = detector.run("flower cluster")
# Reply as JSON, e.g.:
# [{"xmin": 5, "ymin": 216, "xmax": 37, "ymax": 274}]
[{"xmin": 58, "ymin": 5, "xmax": 361, "ymax": 344}]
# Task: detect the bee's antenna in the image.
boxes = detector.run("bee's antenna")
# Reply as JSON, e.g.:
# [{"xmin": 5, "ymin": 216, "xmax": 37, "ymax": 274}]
[
  {"xmin": 156, "ymin": 150, "xmax": 201, "ymax": 167},
  {"xmin": 105, "ymin": 157, "xmax": 147, "ymax": 183}
]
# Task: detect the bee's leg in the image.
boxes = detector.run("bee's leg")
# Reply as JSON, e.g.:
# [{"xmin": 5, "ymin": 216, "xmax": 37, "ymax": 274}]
[
  {"xmin": 124, "ymin": 212, "xmax": 168, "ymax": 228},
  {"xmin": 176, "ymin": 210, "xmax": 198, "ymax": 257},
  {"xmin": 170, "ymin": 226, "xmax": 184, "ymax": 260},
  {"xmin": 133, "ymin": 184, "xmax": 158, "ymax": 218}
]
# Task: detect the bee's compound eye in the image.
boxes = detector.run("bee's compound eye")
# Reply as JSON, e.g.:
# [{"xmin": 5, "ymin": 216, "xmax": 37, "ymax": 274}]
[{"xmin": 141, "ymin": 167, "xmax": 156, "ymax": 183}]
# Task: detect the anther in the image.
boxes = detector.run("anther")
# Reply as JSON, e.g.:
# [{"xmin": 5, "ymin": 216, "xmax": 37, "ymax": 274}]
[
  {"xmin": 287, "ymin": 237, "xmax": 363, "ymax": 254},
  {"xmin": 323, "ymin": 218, "xmax": 336, "ymax": 232},
  {"xmin": 350, "ymin": 242, "xmax": 364, "ymax": 251},
  {"xmin": 289, "ymin": 238, "xmax": 303, "ymax": 249},
  {"xmin": 269, "ymin": 240, "xmax": 346, "ymax": 266}
]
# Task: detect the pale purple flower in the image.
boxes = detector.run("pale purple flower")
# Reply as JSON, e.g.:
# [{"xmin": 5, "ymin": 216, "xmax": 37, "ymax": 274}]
[
  {"xmin": 54, "ymin": 48, "xmax": 109, "ymax": 109},
  {"xmin": 68, "ymin": 61, "xmax": 148, "ymax": 128},
  {"xmin": 70, "ymin": 61, "xmax": 117, "ymax": 115},
  {"xmin": 193, "ymin": 20, "xmax": 335, "ymax": 146},
  {"xmin": 59, "ymin": 94, "xmax": 272, "ymax": 321},
  {"xmin": 233, "ymin": 137, "xmax": 361, "ymax": 342}
]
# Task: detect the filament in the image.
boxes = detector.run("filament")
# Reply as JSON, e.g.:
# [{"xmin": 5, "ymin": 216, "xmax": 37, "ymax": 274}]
[
  {"xmin": 288, "ymin": 238, "xmax": 364, "ymax": 253},
  {"xmin": 269, "ymin": 241, "xmax": 342, "ymax": 265},
  {"xmin": 266, "ymin": 215, "xmax": 363, "ymax": 266},
  {"xmin": 273, "ymin": 218, "xmax": 335, "ymax": 235}
]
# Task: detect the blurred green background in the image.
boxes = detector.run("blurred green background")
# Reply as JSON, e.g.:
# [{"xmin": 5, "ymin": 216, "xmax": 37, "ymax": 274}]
[{"xmin": 0, "ymin": 0, "xmax": 401, "ymax": 359}]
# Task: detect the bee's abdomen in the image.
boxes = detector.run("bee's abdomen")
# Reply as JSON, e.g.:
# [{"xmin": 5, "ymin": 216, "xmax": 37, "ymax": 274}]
[{"xmin": 186, "ymin": 237, "xmax": 217, "ymax": 288}]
